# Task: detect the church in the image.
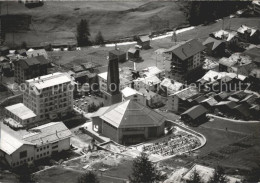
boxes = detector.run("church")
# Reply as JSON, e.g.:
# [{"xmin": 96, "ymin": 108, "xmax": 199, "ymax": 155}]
[{"xmin": 91, "ymin": 99, "xmax": 166, "ymax": 145}]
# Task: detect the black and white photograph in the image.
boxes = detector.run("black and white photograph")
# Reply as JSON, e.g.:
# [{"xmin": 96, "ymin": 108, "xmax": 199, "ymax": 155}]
[{"xmin": 0, "ymin": 0, "xmax": 260, "ymax": 182}]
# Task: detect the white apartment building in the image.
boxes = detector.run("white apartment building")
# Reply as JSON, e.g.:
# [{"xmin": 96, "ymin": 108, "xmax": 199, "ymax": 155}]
[
  {"xmin": 0, "ymin": 122, "xmax": 72, "ymax": 168},
  {"xmin": 23, "ymin": 72, "xmax": 74, "ymax": 120}
]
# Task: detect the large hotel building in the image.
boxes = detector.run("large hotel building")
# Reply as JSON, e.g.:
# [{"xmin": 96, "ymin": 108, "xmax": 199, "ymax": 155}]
[{"xmin": 23, "ymin": 72, "xmax": 74, "ymax": 120}]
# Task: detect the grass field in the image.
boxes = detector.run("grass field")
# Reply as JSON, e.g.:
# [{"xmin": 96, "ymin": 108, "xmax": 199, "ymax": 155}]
[
  {"xmin": 47, "ymin": 17, "xmax": 260, "ymax": 75},
  {"xmin": 2, "ymin": 1, "xmax": 188, "ymax": 47}
]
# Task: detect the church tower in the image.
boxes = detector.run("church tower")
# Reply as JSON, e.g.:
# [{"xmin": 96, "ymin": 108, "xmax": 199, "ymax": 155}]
[{"xmin": 103, "ymin": 57, "xmax": 122, "ymax": 106}]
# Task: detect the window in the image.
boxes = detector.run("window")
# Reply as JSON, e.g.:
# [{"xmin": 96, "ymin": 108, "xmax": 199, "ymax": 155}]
[
  {"xmin": 52, "ymin": 145, "xmax": 58, "ymax": 149},
  {"xmin": 37, "ymin": 155, "xmax": 39, "ymax": 158},
  {"xmin": 20, "ymin": 151, "xmax": 27, "ymax": 159}
]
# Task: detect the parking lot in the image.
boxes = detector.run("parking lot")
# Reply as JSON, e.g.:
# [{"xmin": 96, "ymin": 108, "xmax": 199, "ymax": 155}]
[{"xmin": 73, "ymin": 94, "xmax": 104, "ymax": 114}]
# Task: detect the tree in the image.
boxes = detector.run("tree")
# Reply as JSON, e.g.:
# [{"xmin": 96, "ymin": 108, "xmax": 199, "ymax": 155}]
[
  {"xmin": 129, "ymin": 152, "xmax": 166, "ymax": 183},
  {"xmin": 186, "ymin": 169, "xmax": 202, "ymax": 183},
  {"xmin": 95, "ymin": 31, "xmax": 104, "ymax": 46},
  {"xmin": 21, "ymin": 41, "xmax": 27, "ymax": 49},
  {"xmin": 208, "ymin": 166, "xmax": 228, "ymax": 183},
  {"xmin": 77, "ymin": 171, "xmax": 99, "ymax": 183},
  {"xmin": 77, "ymin": 19, "xmax": 91, "ymax": 46},
  {"xmin": 18, "ymin": 163, "xmax": 37, "ymax": 183}
]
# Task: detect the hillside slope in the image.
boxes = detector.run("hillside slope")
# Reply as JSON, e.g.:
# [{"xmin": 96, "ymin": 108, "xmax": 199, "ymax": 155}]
[{"xmin": 1, "ymin": 1, "xmax": 188, "ymax": 47}]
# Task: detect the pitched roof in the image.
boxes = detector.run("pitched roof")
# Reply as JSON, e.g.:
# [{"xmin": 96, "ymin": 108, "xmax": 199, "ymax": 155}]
[
  {"xmin": 141, "ymin": 66, "xmax": 163, "ymax": 77},
  {"xmin": 203, "ymin": 37, "xmax": 225, "ymax": 50},
  {"xmin": 141, "ymin": 75, "xmax": 161, "ymax": 86},
  {"xmin": 164, "ymin": 39, "xmax": 206, "ymax": 60},
  {"xmin": 201, "ymin": 97, "xmax": 218, "ymax": 106},
  {"xmin": 181, "ymin": 105, "xmax": 208, "ymax": 119},
  {"xmin": 0, "ymin": 127, "xmax": 25, "ymax": 155},
  {"xmin": 5, "ymin": 103, "xmax": 36, "ymax": 120},
  {"xmin": 139, "ymin": 35, "xmax": 150, "ymax": 42},
  {"xmin": 139, "ymin": 88, "xmax": 158, "ymax": 100},
  {"xmin": 182, "ymin": 164, "xmax": 241, "ymax": 183},
  {"xmin": 81, "ymin": 62, "xmax": 99, "ymax": 70},
  {"xmin": 121, "ymin": 87, "xmax": 141, "ymax": 98},
  {"xmin": 234, "ymin": 103, "xmax": 251, "ymax": 117},
  {"xmin": 15, "ymin": 56, "xmax": 49, "ymax": 69},
  {"xmin": 215, "ymin": 101, "xmax": 237, "ymax": 109},
  {"xmin": 72, "ymin": 65, "xmax": 85, "ymax": 73},
  {"xmin": 160, "ymin": 78, "xmax": 183, "ymax": 94},
  {"xmin": 250, "ymin": 68, "xmax": 260, "ymax": 78},
  {"xmin": 194, "ymin": 95, "xmax": 207, "ymax": 103},
  {"xmin": 173, "ymin": 87, "xmax": 199, "ymax": 100},
  {"xmin": 128, "ymin": 48, "xmax": 138, "ymax": 54},
  {"xmin": 96, "ymin": 100, "xmax": 165, "ymax": 128},
  {"xmin": 243, "ymin": 47, "xmax": 260, "ymax": 60},
  {"xmin": 212, "ymin": 29, "xmax": 237, "ymax": 41},
  {"xmin": 23, "ymin": 122, "xmax": 72, "ymax": 146},
  {"xmin": 237, "ymin": 25, "xmax": 258, "ymax": 37},
  {"xmin": 26, "ymin": 49, "xmax": 48, "ymax": 59}
]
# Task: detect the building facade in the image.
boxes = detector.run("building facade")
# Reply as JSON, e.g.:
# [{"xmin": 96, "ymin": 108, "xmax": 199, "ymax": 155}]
[
  {"xmin": 167, "ymin": 87, "xmax": 199, "ymax": 114},
  {"xmin": 0, "ymin": 122, "xmax": 72, "ymax": 168},
  {"xmin": 92, "ymin": 100, "xmax": 165, "ymax": 145},
  {"xmin": 23, "ymin": 72, "xmax": 74, "ymax": 120},
  {"xmin": 14, "ymin": 56, "xmax": 49, "ymax": 84},
  {"xmin": 164, "ymin": 39, "xmax": 206, "ymax": 83}
]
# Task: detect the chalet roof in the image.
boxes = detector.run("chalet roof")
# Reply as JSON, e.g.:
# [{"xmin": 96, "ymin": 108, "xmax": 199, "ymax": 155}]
[
  {"xmin": 250, "ymin": 68, "xmax": 260, "ymax": 78},
  {"xmin": 15, "ymin": 56, "xmax": 49, "ymax": 69},
  {"xmin": 212, "ymin": 29, "xmax": 237, "ymax": 41},
  {"xmin": 215, "ymin": 101, "xmax": 237, "ymax": 109},
  {"xmin": 140, "ymin": 75, "xmax": 161, "ymax": 86},
  {"xmin": 95, "ymin": 100, "xmax": 165, "ymax": 128},
  {"xmin": 173, "ymin": 87, "xmax": 199, "ymax": 101},
  {"xmin": 139, "ymin": 35, "xmax": 150, "ymax": 42},
  {"xmin": 138, "ymin": 88, "xmax": 157, "ymax": 100},
  {"xmin": 182, "ymin": 164, "xmax": 241, "ymax": 183},
  {"xmin": 128, "ymin": 48, "xmax": 138, "ymax": 54},
  {"xmin": 234, "ymin": 103, "xmax": 251, "ymax": 117},
  {"xmin": 121, "ymin": 87, "xmax": 141, "ymax": 98},
  {"xmin": 72, "ymin": 65, "xmax": 85, "ymax": 73},
  {"xmin": 237, "ymin": 25, "xmax": 258, "ymax": 37},
  {"xmin": 81, "ymin": 62, "xmax": 99, "ymax": 70},
  {"xmin": 164, "ymin": 39, "xmax": 206, "ymax": 61},
  {"xmin": 214, "ymin": 92, "xmax": 231, "ymax": 100},
  {"xmin": 181, "ymin": 105, "xmax": 208, "ymax": 120},
  {"xmin": 201, "ymin": 97, "xmax": 218, "ymax": 106},
  {"xmin": 160, "ymin": 78, "xmax": 183, "ymax": 94},
  {"xmin": 26, "ymin": 49, "xmax": 48, "ymax": 59},
  {"xmin": 194, "ymin": 95, "xmax": 207, "ymax": 103},
  {"xmin": 23, "ymin": 122, "xmax": 72, "ymax": 146},
  {"xmin": 203, "ymin": 37, "xmax": 225, "ymax": 50},
  {"xmin": 243, "ymin": 47, "xmax": 260, "ymax": 60}
]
